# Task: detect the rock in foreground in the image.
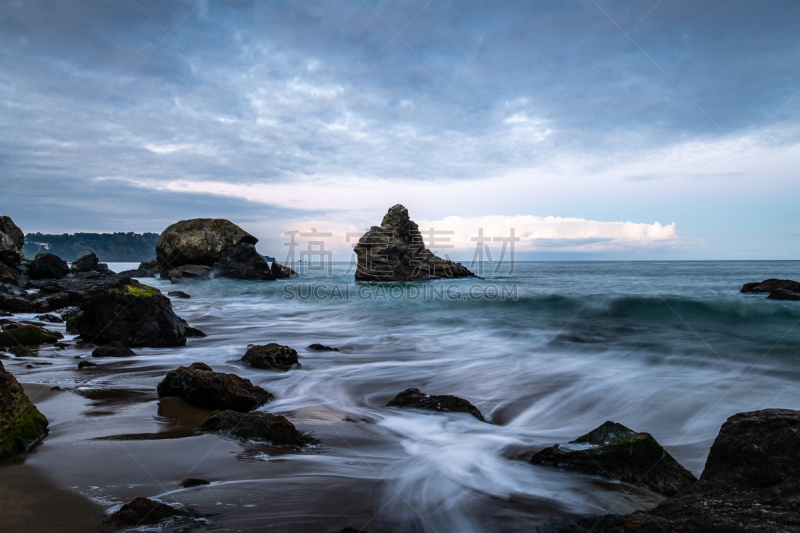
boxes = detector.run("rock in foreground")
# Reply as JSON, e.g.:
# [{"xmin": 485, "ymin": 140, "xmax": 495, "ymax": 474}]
[
  {"xmin": 241, "ymin": 343, "xmax": 300, "ymax": 371},
  {"xmin": 66, "ymin": 282, "xmax": 186, "ymax": 347},
  {"xmin": 531, "ymin": 421, "xmax": 696, "ymax": 497},
  {"xmin": 0, "ymin": 361, "xmax": 49, "ymax": 461},
  {"xmin": 560, "ymin": 409, "xmax": 800, "ymax": 532},
  {"xmin": 0, "ymin": 325, "xmax": 63, "ymax": 347},
  {"xmin": 387, "ymin": 388, "xmax": 486, "ymax": 422},
  {"xmin": 157, "ymin": 362, "xmax": 273, "ymax": 412},
  {"xmin": 156, "ymin": 218, "xmax": 257, "ymax": 275},
  {"xmin": 353, "ymin": 205, "xmax": 475, "ymax": 281},
  {"xmin": 197, "ymin": 409, "xmax": 315, "ymax": 446},
  {"xmin": 109, "ymin": 497, "xmax": 190, "ymax": 526},
  {"xmin": 29, "ymin": 253, "xmax": 70, "ymax": 280}
]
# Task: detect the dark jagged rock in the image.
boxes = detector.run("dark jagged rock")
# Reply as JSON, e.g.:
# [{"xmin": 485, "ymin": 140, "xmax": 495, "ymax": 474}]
[
  {"xmin": 0, "ymin": 232, "xmax": 23, "ymax": 266},
  {"xmin": 197, "ymin": 409, "xmax": 314, "ymax": 446},
  {"xmin": 66, "ymin": 281, "xmax": 186, "ymax": 347},
  {"xmin": 0, "ymin": 261, "xmax": 22, "ymax": 286},
  {"xmin": 168, "ymin": 264, "xmax": 213, "ymax": 282},
  {"xmin": 168, "ymin": 291, "xmax": 191, "ymax": 299},
  {"xmin": 180, "ymin": 478, "xmax": 210, "ymax": 488},
  {"xmin": 241, "ymin": 343, "xmax": 300, "ymax": 371},
  {"xmin": 181, "ymin": 318, "xmax": 206, "ymax": 338},
  {"xmin": 77, "ymin": 360, "xmax": 97, "ymax": 369},
  {"xmin": 214, "ymin": 243, "xmax": 275, "ymax": 280},
  {"xmin": 70, "ymin": 252, "xmax": 98, "ymax": 273},
  {"xmin": 8, "ymin": 346, "xmax": 35, "ymax": 357},
  {"xmin": 92, "ymin": 341, "xmax": 136, "ymax": 358},
  {"xmin": 308, "ymin": 343, "xmax": 339, "ymax": 352},
  {"xmin": 157, "ymin": 362, "xmax": 273, "ymax": 412},
  {"xmin": 353, "ymin": 205, "xmax": 475, "ymax": 282},
  {"xmin": 271, "ymin": 261, "xmax": 297, "ymax": 279},
  {"xmin": 741, "ymin": 278, "xmax": 800, "ymax": 293},
  {"xmin": 108, "ymin": 497, "xmax": 190, "ymax": 526},
  {"xmin": 36, "ymin": 271, "xmax": 131, "ymax": 308},
  {"xmin": 33, "ymin": 313, "xmax": 63, "ymax": 323},
  {"xmin": 531, "ymin": 421, "xmax": 696, "ymax": 497},
  {"xmin": 0, "ymin": 292, "xmax": 33, "ymax": 312},
  {"xmin": 30, "ymin": 292, "xmax": 70, "ymax": 313},
  {"xmin": 29, "ymin": 252, "xmax": 70, "ymax": 280},
  {"xmin": 560, "ymin": 409, "xmax": 800, "ymax": 533},
  {"xmin": 117, "ymin": 268, "xmax": 156, "ymax": 278},
  {"xmin": 767, "ymin": 288, "xmax": 800, "ymax": 301},
  {"xmin": 156, "ymin": 218, "xmax": 257, "ymax": 275},
  {"xmin": 387, "ymin": 388, "xmax": 486, "ymax": 422},
  {"xmin": 0, "ymin": 216, "xmax": 24, "ymax": 250},
  {"xmin": 53, "ymin": 306, "xmax": 81, "ymax": 320},
  {"xmin": 138, "ymin": 260, "xmax": 159, "ymax": 274},
  {"xmin": 0, "ymin": 325, "xmax": 63, "ymax": 347},
  {"xmin": 0, "ymin": 360, "xmax": 49, "ymax": 461}
]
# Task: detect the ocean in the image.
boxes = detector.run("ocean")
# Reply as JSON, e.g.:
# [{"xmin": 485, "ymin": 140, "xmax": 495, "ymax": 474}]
[{"xmin": 7, "ymin": 260, "xmax": 800, "ymax": 532}]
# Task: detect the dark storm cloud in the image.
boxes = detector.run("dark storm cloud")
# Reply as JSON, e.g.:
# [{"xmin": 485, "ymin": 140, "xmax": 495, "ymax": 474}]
[{"xmin": 0, "ymin": 0, "xmax": 798, "ymax": 232}]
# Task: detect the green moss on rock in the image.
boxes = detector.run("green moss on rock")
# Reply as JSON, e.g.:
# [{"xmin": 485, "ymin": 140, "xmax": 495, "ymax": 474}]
[
  {"xmin": 0, "ymin": 325, "xmax": 62, "ymax": 347},
  {"xmin": 0, "ymin": 361, "xmax": 49, "ymax": 462}
]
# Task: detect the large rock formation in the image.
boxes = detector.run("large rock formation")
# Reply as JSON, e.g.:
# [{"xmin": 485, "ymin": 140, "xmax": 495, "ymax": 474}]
[
  {"xmin": 28, "ymin": 253, "xmax": 70, "ymax": 280},
  {"xmin": 197, "ymin": 409, "xmax": 314, "ymax": 446},
  {"xmin": 531, "ymin": 421, "xmax": 697, "ymax": 497},
  {"xmin": 213, "ymin": 243, "xmax": 275, "ymax": 280},
  {"xmin": 559, "ymin": 409, "xmax": 800, "ymax": 532},
  {"xmin": 241, "ymin": 343, "xmax": 300, "ymax": 371},
  {"xmin": 353, "ymin": 205, "xmax": 475, "ymax": 282},
  {"xmin": 387, "ymin": 388, "xmax": 486, "ymax": 422},
  {"xmin": 0, "ymin": 361, "xmax": 49, "ymax": 461},
  {"xmin": 35, "ymin": 271, "xmax": 130, "ymax": 308},
  {"xmin": 157, "ymin": 362, "xmax": 274, "ymax": 411},
  {"xmin": 156, "ymin": 218, "xmax": 257, "ymax": 275},
  {"xmin": 66, "ymin": 281, "xmax": 186, "ymax": 347},
  {"xmin": 0, "ymin": 216, "xmax": 24, "ymax": 250},
  {"xmin": 0, "ymin": 231, "xmax": 24, "ymax": 267}
]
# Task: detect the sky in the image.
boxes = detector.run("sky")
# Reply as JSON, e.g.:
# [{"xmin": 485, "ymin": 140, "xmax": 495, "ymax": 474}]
[{"xmin": 1, "ymin": 0, "xmax": 798, "ymax": 261}]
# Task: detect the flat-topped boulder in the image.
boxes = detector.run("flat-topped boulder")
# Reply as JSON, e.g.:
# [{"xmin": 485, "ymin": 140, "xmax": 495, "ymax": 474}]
[
  {"xmin": 387, "ymin": 388, "xmax": 486, "ymax": 422},
  {"xmin": 767, "ymin": 288, "xmax": 800, "ymax": 301},
  {"xmin": 117, "ymin": 268, "xmax": 156, "ymax": 278},
  {"xmin": 741, "ymin": 278, "xmax": 800, "ymax": 293},
  {"xmin": 66, "ymin": 281, "xmax": 186, "ymax": 347},
  {"xmin": 36, "ymin": 271, "xmax": 131, "ymax": 307},
  {"xmin": 157, "ymin": 362, "xmax": 273, "ymax": 412},
  {"xmin": 560, "ymin": 409, "xmax": 800, "ymax": 532},
  {"xmin": 197, "ymin": 410, "xmax": 315, "ymax": 446},
  {"xmin": 0, "ymin": 325, "xmax": 63, "ymax": 347},
  {"xmin": 241, "ymin": 343, "xmax": 300, "ymax": 371},
  {"xmin": 531, "ymin": 421, "xmax": 697, "ymax": 497},
  {"xmin": 0, "ymin": 361, "xmax": 49, "ymax": 461},
  {"xmin": 353, "ymin": 205, "xmax": 475, "ymax": 282},
  {"xmin": 167, "ymin": 264, "xmax": 213, "ymax": 282},
  {"xmin": 156, "ymin": 218, "xmax": 257, "ymax": 275},
  {"xmin": 213, "ymin": 243, "xmax": 275, "ymax": 280}
]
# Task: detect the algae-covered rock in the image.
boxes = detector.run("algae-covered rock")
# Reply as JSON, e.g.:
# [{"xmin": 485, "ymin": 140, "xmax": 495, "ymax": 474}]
[
  {"xmin": 241, "ymin": 343, "xmax": 300, "ymax": 371},
  {"xmin": 0, "ymin": 325, "xmax": 63, "ymax": 347},
  {"xmin": 387, "ymin": 388, "xmax": 486, "ymax": 422},
  {"xmin": 157, "ymin": 362, "xmax": 273, "ymax": 412},
  {"xmin": 197, "ymin": 409, "xmax": 315, "ymax": 446},
  {"xmin": 66, "ymin": 281, "xmax": 186, "ymax": 347},
  {"xmin": 354, "ymin": 205, "xmax": 475, "ymax": 281},
  {"xmin": 156, "ymin": 218, "xmax": 257, "ymax": 275},
  {"xmin": 531, "ymin": 421, "xmax": 697, "ymax": 496},
  {"xmin": 0, "ymin": 361, "xmax": 49, "ymax": 461}
]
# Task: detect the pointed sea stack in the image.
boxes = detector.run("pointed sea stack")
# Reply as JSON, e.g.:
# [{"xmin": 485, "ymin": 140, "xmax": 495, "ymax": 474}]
[{"xmin": 353, "ymin": 205, "xmax": 475, "ymax": 282}]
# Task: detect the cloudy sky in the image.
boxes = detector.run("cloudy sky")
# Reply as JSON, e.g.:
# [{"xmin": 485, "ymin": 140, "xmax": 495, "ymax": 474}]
[{"xmin": 1, "ymin": 0, "xmax": 798, "ymax": 260}]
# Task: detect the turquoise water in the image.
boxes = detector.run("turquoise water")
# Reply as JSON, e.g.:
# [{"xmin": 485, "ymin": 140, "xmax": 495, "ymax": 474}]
[{"xmin": 9, "ymin": 261, "xmax": 800, "ymax": 532}]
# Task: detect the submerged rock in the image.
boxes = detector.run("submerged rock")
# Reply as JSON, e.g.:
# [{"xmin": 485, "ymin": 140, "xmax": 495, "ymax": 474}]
[
  {"xmin": 181, "ymin": 319, "xmax": 206, "ymax": 338},
  {"xmin": 0, "ymin": 361, "xmax": 49, "ymax": 461},
  {"xmin": 0, "ymin": 325, "xmax": 63, "ymax": 347},
  {"xmin": 741, "ymin": 278, "xmax": 800, "ymax": 293},
  {"xmin": 387, "ymin": 388, "xmax": 486, "ymax": 422},
  {"xmin": 77, "ymin": 360, "xmax": 97, "ymax": 369},
  {"xmin": 271, "ymin": 261, "xmax": 297, "ymax": 279},
  {"xmin": 213, "ymin": 243, "xmax": 275, "ymax": 281},
  {"xmin": 197, "ymin": 409, "xmax": 314, "ymax": 446},
  {"xmin": 353, "ymin": 205, "xmax": 475, "ymax": 282},
  {"xmin": 92, "ymin": 341, "xmax": 137, "ymax": 358},
  {"xmin": 70, "ymin": 252, "xmax": 98, "ymax": 273},
  {"xmin": 308, "ymin": 343, "xmax": 339, "ymax": 352},
  {"xmin": 168, "ymin": 290, "xmax": 191, "ymax": 299},
  {"xmin": 767, "ymin": 288, "xmax": 800, "ymax": 301},
  {"xmin": 530, "ymin": 421, "xmax": 697, "ymax": 497},
  {"xmin": 167, "ymin": 264, "xmax": 213, "ymax": 282},
  {"xmin": 108, "ymin": 497, "xmax": 190, "ymax": 526},
  {"xmin": 156, "ymin": 218, "xmax": 257, "ymax": 275},
  {"xmin": 29, "ymin": 253, "xmax": 70, "ymax": 280},
  {"xmin": 157, "ymin": 362, "xmax": 274, "ymax": 412},
  {"xmin": 180, "ymin": 478, "xmax": 210, "ymax": 488},
  {"xmin": 241, "ymin": 343, "xmax": 300, "ymax": 371},
  {"xmin": 560, "ymin": 409, "xmax": 800, "ymax": 533},
  {"xmin": 66, "ymin": 281, "xmax": 186, "ymax": 347}
]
